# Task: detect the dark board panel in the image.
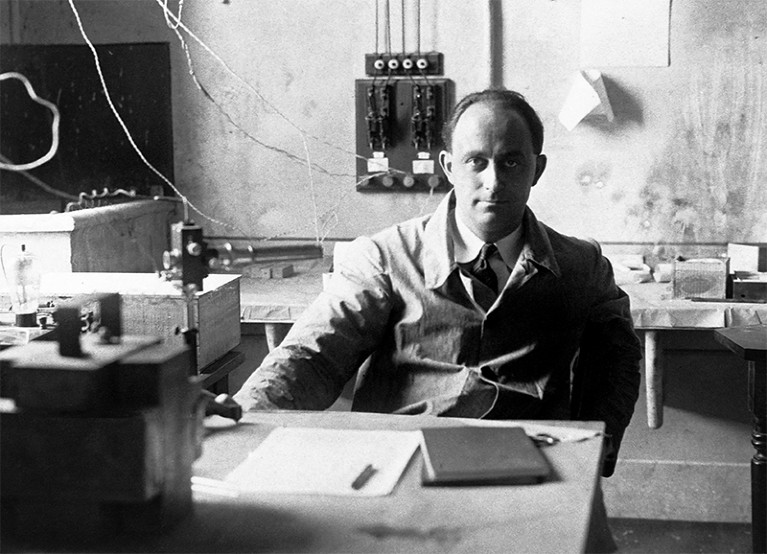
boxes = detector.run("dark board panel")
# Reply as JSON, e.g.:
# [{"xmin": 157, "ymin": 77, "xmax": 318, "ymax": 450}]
[{"xmin": 0, "ymin": 43, "xmax": 174, "ymax": 213}]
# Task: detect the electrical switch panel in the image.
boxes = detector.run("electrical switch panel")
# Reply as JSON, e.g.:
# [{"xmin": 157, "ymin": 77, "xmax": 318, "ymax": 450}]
[{"xmin": 355, "ymin": 52, "xmax": 453, "ymax": 193}]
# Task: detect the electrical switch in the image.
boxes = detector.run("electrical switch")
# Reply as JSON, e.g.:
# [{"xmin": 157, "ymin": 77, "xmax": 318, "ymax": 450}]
[{"xmin": 355, "ymin": 52, "xmax": 452, "ymax": 193}]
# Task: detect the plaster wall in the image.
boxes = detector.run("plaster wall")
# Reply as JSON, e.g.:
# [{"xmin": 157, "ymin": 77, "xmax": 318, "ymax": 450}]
[{"xmin": 3, "ymin": 0, "xmax": 765, "ymax": 248}]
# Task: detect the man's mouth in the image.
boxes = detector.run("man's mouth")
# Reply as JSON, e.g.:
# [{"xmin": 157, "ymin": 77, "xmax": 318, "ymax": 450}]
[{"xmin": 478, "ymin": 198, "xmax": 507, "ymax": 205}]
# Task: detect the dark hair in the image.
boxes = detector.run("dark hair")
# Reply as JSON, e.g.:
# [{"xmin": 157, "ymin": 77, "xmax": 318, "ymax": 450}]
[{"xmin": 442, "ymin": 89, "xmax": 544, "ymax": 154}]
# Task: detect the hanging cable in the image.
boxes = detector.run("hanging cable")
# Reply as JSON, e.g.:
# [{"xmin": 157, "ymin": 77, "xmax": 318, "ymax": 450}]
[
  {"xmin": 401, "ymin": 0, "xmax": 406, "ymax": 54},
  {"xmin": 166, "ymin": 3, "xmax": 351, "ymax": 180},
  {"xmin": 152, "ymin": 0, "xmax": 416, "ymax": 243},
  {"xmin": 384, "ymin": 0, "xmax": 391, "ymax": 54},
  {"xmin": 162, "ymin": 0, "xmax": 183, "ymax": 30},
  {"xmin": 154, "ymin": 0, "xmax": 403, "ymax": 170},
  {"xmin": 0, "ymin": 154, "xmax": 77, "ymax": 201},
  {"xmin": 375, "ymin": 0, "xmax": 380, "ymax": 55},
  {"xmin": 0, "ymin": 72, "xmax": 60, "ymax": 172},
  {"xmin": 416, "ymin": 0, "xmax": 421, "ymax": 55},
  {"xmin": 68, "ymin": 0, "xmax": 247, "ymax": 237},
  {"xmin": 67, "ymin": 2, "xmax": 183, "ymax": 208}
]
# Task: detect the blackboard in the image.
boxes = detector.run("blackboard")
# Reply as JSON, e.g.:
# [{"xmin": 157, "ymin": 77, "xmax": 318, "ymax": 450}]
[{"xmin": 0, "ymin": 43, "xmax": 174, "ymax": 213}]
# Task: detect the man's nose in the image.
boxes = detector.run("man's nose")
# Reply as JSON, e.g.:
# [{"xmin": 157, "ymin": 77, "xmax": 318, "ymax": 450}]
[{"xmin": 481, "ymin": 163, "xmax": 503, "ymax": 192}]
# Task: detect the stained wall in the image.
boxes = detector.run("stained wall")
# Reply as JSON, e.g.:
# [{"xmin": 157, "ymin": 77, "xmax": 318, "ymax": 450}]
[{"xmin": 3, "ymin": 0, "xmax": 765, "ymax": 249}]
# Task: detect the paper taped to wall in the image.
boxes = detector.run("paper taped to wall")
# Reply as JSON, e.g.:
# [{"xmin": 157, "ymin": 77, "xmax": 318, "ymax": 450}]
[
  {"xmin": 558, "ymin": 70, "xmax": 614, "ymax": 131},
  {"xmin": 580, "ymin": 0, "xmax": 671, "ymax": 67}
]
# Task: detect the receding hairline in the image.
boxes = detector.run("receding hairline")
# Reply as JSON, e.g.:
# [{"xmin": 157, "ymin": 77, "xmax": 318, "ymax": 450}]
[{"xmin": 442, "ymin": 89, "xmax": 544, "ymax": 154}]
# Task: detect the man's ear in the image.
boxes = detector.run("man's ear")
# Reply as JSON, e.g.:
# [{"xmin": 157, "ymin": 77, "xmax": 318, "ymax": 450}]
[
  {"xmin": 438, "ymin": 150, "xmax": 453, "ymax": 181},
  {"xmin": 532, "ymin": 154, "xmax": 547, "ymax": 186}
]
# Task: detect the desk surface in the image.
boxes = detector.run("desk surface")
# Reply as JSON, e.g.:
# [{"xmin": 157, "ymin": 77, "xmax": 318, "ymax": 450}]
[
  {"xmin": 238, "ymin": 260, "xmax": 767, "ymax": 329},
  {"xmin": 109, "ymin": 411, "xmax": 603, "ymax": 554}
]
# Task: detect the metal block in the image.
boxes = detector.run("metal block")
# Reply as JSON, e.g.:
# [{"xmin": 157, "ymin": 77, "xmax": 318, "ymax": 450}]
[{"xmin": 0, "ymin": 335, "xmax": 161, "ymax": 412}]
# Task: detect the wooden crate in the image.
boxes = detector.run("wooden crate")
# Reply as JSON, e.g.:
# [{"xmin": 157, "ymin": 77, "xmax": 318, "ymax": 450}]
[
  {"xmin": 672, "ymin": 258, "xmax": 730, "ymax": 299},
  {"xmin": 38, "ymin": 273, "xmax": 241, "ymax": 370}
]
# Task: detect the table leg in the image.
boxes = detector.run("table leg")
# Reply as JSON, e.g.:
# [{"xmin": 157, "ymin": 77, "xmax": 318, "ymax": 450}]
[
  {"xmin": 644, "ymin": 330, "xmax": 664, "ymax": 429},
  {"xmin": 264, "ymin": 323, "xmax": 292, "ymax": 352},
  {"xmin": 748, "ymin": 359, "xmax": 766, "ymax": 554}
]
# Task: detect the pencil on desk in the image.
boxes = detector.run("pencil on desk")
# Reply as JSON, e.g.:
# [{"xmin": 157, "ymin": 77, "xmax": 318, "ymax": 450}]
[{"xmin": 351, "ymin": 464, "xmax": 377, "ymax": 490}]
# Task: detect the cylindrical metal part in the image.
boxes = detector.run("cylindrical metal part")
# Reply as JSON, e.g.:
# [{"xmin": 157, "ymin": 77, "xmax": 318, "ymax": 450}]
[{"xmin": 214, "ymin": 243, "xmax": 323, "ymax": 268}]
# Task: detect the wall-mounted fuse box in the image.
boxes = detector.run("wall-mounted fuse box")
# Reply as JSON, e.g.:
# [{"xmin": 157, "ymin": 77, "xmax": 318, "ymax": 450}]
[{"xmin": 355, "ymin": 52, "xmax": 453, "ymax": 193}]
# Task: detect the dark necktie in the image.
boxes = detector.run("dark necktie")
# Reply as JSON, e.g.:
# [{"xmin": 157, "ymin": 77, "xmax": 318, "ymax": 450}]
[
  {"xmin": 460, "ymin": 243, "xmax": 499, "ymax": 311},
  {"xmin": 471, "ymin": 243, "xmax": 499, "ymax": 293}
]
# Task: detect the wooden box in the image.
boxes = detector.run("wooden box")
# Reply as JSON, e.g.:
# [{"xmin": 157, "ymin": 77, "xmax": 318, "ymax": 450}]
[
  {"xmin": 38, "ymin": 273, "xmax": 241, "ymax": 370},
  {"xmin": 731, "ymin": 274, "xmax": 767, "ymax": 301},
  {"xmin": 672, "ymin": 258, "xmax": 730, "ymax": 299}
]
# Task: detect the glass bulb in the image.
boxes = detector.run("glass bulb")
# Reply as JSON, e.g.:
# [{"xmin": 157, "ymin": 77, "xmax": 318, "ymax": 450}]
[{"xmin": 6, "ymin": 245, "xmax": 40, "ymax": 327}]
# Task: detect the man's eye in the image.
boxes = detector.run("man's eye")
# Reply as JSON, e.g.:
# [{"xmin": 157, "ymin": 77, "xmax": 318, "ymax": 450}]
[
  {"xmin": 466, "ymin": 158, "xmax": 486, "ymax": 169},
  {"xmin": 504, "ymin": 159, "xmax": 521, "ymax": 168}
]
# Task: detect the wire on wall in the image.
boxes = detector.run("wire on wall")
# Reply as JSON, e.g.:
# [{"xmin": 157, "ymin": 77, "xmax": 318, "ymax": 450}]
[
  {"xmin": 153, "ymin": 0, "xmax": 421, "ymax": 238},
  {"xmin": 17, "ymin": 1, "xmax": 437, "ymax": 245},
  {"xmin": 67, "ymin": 0, "xmax": 247, "ymax": 238}
]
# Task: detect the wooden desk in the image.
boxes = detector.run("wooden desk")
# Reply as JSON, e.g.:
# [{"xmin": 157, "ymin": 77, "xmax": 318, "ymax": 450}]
[
  {"xmin": 714, "ymin": 325, "xmax": 767, "ymax": 554},
  {"xmin": 3, "ymin": 412, "xmax": 605, "ymax": 553},
  {"xmin": 169, "ymin": 412, "xmax": 607, "ymax": 552}
]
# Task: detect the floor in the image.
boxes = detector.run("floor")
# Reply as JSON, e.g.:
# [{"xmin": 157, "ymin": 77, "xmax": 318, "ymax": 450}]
[{"xmin": 609, "ymin": 518, "xmax": 752, "ymax": 553}]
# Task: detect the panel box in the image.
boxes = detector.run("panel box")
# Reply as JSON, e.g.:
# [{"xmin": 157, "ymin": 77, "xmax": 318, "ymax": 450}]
[{"xmin": 355, "ymin": 78, "xmax": 453, "ymax": 193}]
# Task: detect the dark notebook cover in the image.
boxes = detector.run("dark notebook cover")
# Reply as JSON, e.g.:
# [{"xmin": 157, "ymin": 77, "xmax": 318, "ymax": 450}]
[{"xmin": 420, "ymin": 426, "xmax": 551, "ymax": 486}]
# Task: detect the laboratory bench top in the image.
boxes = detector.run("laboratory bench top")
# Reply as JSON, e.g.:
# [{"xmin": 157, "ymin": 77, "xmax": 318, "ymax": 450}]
[{"xmin": 2, "ymin": 411, "xmax": 606, "ymax": 553}]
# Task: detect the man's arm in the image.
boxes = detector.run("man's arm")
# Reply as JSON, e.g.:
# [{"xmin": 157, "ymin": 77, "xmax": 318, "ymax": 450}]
[
  {"xmin": 233, "ymin": 237, "xmax": 393, "ymax": 412},
  {"xmin": 571, "ymin": 252, "xmax": 643, "ymax": 477}
]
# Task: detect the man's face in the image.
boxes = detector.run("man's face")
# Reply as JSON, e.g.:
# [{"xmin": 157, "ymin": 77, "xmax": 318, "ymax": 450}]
[{"xmin": 439, "ymin": 101, "xmax": 546, "ymax": 243}]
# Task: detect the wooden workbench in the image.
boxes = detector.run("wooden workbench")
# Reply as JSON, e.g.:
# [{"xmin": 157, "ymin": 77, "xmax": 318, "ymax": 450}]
[{"xmin": 3, "ymin": 411, "xmax": 606, "ymax": 553}]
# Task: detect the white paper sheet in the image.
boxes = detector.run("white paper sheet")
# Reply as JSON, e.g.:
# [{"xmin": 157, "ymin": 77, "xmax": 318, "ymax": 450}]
[
  {"xmin": 225, "ymin": 427, "xmax": 421, "ymax": 496},
  {"xmin": 580, "ymin": 0, "xmax": 671, "ymax": 67},
  {"xmin": 559, "ymin": 70, "xmax": 614, "ymax": 131}
]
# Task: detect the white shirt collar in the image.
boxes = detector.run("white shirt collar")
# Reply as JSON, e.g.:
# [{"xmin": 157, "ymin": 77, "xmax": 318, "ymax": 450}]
[{"xmin": 452, "ymin": 210, "xmax": 524, "ymax": 269}]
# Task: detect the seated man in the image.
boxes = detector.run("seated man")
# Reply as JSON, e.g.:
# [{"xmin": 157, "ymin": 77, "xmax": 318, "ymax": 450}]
[{"xmin": 234, "ymin": 88, "xmax": 642, "ymax": 478}]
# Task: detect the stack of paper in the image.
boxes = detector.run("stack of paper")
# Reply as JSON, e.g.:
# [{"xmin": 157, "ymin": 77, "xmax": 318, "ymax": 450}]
[{"xmin": 225, "ymin": 427, "xmax": 421, "ymax": 497}]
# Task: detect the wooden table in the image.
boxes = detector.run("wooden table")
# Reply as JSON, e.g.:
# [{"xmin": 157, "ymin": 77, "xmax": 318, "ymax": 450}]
[
  {"xmin": 239, "ymin": 257, "xmax": 331, "ymax": 350},
  {"xmin": 624, "ymin": 283, "xmax": 767, "ymax": 429},
  {"xmin": 714, "ymin": 325, "xmax": 767, "ymax": 554}
]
